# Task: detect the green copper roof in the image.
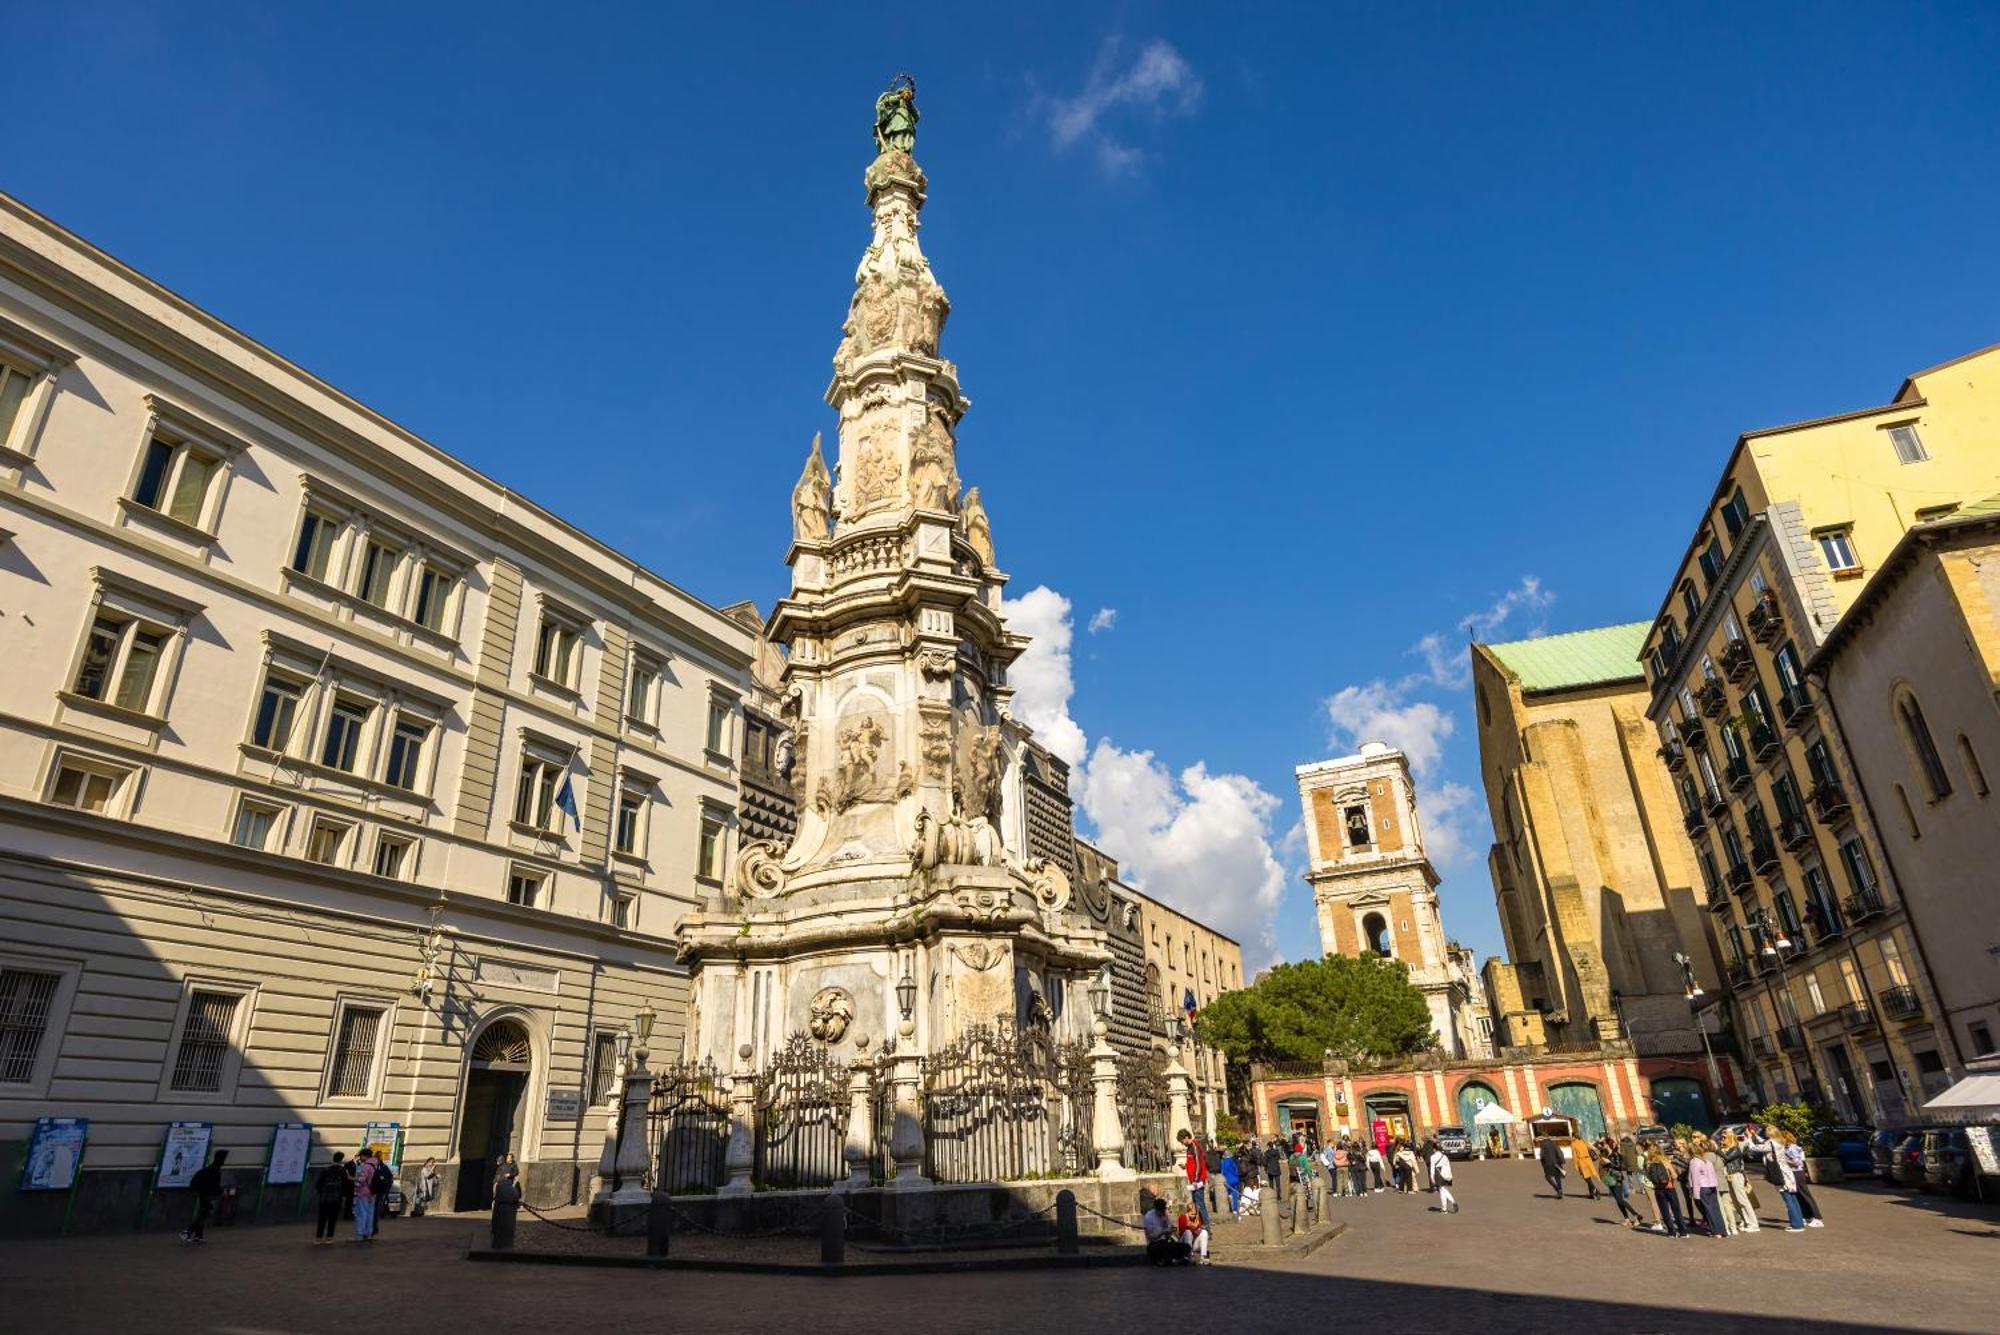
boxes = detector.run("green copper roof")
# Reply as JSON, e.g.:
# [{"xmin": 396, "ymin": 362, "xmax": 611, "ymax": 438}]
[
  {"xmin": 1484, "ymin": 621, "xmax": 1651, "ymax": 693},
  {"xmin": 1949, "ymin": 492, "xmax": 2000, "ymax": 520}
]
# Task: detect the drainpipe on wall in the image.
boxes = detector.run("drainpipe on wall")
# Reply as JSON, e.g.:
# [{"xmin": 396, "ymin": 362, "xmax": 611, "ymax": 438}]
[{"xmin": 1810, "ymin": 671, "xmax": 1969, "ymax": 1075}]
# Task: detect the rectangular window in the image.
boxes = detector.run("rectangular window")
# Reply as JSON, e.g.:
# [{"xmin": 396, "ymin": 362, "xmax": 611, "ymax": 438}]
[
  {"xmin": 507, "ymin": 869, "xmax": 545, "ymax": 908},
  {"xmin": 251, "ymin": 676, "xmax": 303, "ymax": 751},
  {"xmin": 706, "ymin": 699, "xmax": 730, "ymax": 755},
  {"xmin": 611, "ymin": 893, "xmax": 635, "ymax": 930},
  {"xmin": 168, "ymin": 990, "xmax": 240, "ymax": 1093},
  {"xmin": 73, "ymin": 615, "xmax": 167, "ymax": 715},
  {"xmin": 1679, "ymin": 581, "xmax": 1699, "ymax": 620},
  {"xmin": 354, "ymin": 539, "xmax": 396, "ymax": 608},
  {"xmin": 410, "ymin": 566, "xmax": 452, "ymax": 633},
  {"xmin": 0, "ymin": 361, "xmax": 38, "ymax": 444},
  {"xmin": 73, "ymin": 617, "xmax": 121, "ymax": 700},
  {"xmin": 589, "ymin": 1030, "xmax": 621, "ymax": 1102},
  {"xmin": 372, "ymin": 833, "xmax": 414, "ymax": 879},
  {"xmin": 383, "ymin": 716, "xmax": 430, "ymax": 791},
  {"xmin": 1698, "ymin": 536, "xmax": 1725, "ymax": 585},
  {"xmin": 1817, "ymin": 529, "xmax": 1860, "ymax": 572},
  {"xmin": 327, "ymin": 1005, "xmax": 384, "ymax": 1097},
  {"xmin": 615, "ymin": 789, "xmax": 644, "ymax": 856},
  {"xmin": 113, "ymin": 629, "xmax": 166, "ymax": 713},
  {"xmin": 0, "ymin": 968, "xmax": 60, "ymax": 1085},
  {"xmin": 1886, "ymin": 423, "xmax": 1928, "ymax": 464},
  {"xmin": 1879, "ymin": 936, "xmax": 1909, "ymax": 988},
  {"xmin": 698, "ymin": 816, "xmax": 725, "ymax": 881},
  {"xmin": 533, "ymin": 616, "xmax": 578, "ymax": 686},
  {"xmin": 1720, "ymin": 487, "xmax": 1751, "ymax": 539},
  {"xmin": 627, "ymin": 657, "xmax": 660, "ymax": 726},
  {"xmin": 1839, "ymin": 837, "xmax": 1877, "ymax": 898},
  {"xmin": 49, "ymin": 762, "xmax": 121, "ymax": 814},
  {"xmin": 291, "ymin": 510, "xmax": 339, "ymax": 581},
  {"xmin": 513, "ymin": 755, "xmax": 562, "ymax": 830},
  {"xmin": 304, "ymin": 820, "xmax": 351, "ymax": 866},
  {"xmin": 231, "ymin": 800, "xmax": 283, "ymax": 851},
  {"xmin": 131, "ymin": 433, "xmax": 221, "ymax": 528},
  {"xmin": 321, "ymin": 698, "xmax": 369, "ymax": 772}
]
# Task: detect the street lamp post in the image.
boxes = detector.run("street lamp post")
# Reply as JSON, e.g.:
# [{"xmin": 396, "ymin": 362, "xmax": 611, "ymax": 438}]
[{"xmin": 1676, "ymin": 951, "xmax": 1726, "ymax": 1103}]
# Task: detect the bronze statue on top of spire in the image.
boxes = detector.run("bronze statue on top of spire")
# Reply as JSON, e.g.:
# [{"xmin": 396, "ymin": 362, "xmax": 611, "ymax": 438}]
[{"xmin": 874, "ymin": 74, "xmax": 918, "ymax": 155}]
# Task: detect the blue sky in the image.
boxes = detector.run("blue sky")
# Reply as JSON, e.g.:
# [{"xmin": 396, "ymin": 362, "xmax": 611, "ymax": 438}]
[{"xmin": 11, "ymin": 3, "xmax": 1999, "ymax": 967}]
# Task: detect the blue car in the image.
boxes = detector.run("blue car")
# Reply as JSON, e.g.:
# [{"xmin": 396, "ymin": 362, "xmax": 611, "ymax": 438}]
[{"xmin": 1825, "ymin": 1124, "xmax": 1875, "ymax": 1176}]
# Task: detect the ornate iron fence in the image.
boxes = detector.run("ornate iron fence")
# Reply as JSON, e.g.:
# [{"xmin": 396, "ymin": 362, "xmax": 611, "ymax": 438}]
[
  {"xmin": 922, "ymin": 1021, "xmax": 1055, "ymax": 1183},
  {"xmin": 1117, "ymin": 1048, "xmax": 1172, "ymax": 1172},
  {"xmin": 1052, "ymin": 1039, "xmax": 1096, "ymax": 1175},
  {"xmin": 754, "ymin": 1033, "xmax": 850, "ymax": 1189},
  {"xmin": 646, "ymin": 1057, "xmax": 729, "ymax": 1192}
]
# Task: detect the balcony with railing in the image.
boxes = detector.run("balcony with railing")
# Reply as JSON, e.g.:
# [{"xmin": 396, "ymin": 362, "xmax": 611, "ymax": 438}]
[
  {"xmin": 1839, "ymin": 1001, "xmax": 1875, "ymax": 1032},
  {"xmin": 1697, "ymin": 681, "xmax": 1729, "ymax": 718},
  {"xmin": 1749, "ymin": 1033, "xmax": 1775, "ymax": 1060},
  {"xmin": 1778, "ymin": 813, "xmax": 1812, "ymax": 852},
  {"xmin": 1720, "ymin": 639, "xmax": 1754, "ymax": 682},
  {"xmin": 1726, "ymin": 959, "xmax": 1754, "ymax": 990},
  {"xmin": 1704, "ymin": 787, "xmax": 1730, "ymax": 818},
  {"xmin": 1683, "ymin": 808, "xmax": 1708, "ymax": 838},
  {"xmin": 1660, "ymin": 739, "xmax": 1687, "ymax": 772},
  {"xmin": 1750, "ymin": 723, "xmax": 1780, "ymax": 761},
  {"xmin": 1809, "ymin": 782, "xmax": 1851, "ymax": 824},
  {"xmin": 1879, "ymin": 985, "xmax": 1923, "ymax": 1022},
  {"xmin": 1749, "ymin": 833, "xmax": 1781, "ymax": 877},
  {"xmin": 1778, "ymin": 686, "xmax": 1811, "ymax": 729},
  {"xmin": 1803, "ymin": 899, "xmax": 1844, "ymax": 946},
  {"xmin": 1748, "ymin": 592, "xmax": 1784, "ymax": 643},
  {"xmin": 1725, "ymin": 862, "xmax": 1754, "ymax": 896},
  {"xmin": 1776, "ymin": 1023, "xmax": 1807, "ymax": 1054},
  {"xmin": 1843, "ymin": 888, "xmax": 1885, "ymax": 923},
  {"xmin": 1726, "ymin": 754, "xmax": 1754, "ymax": 792},
  {"xmin": 1681, "ymin": 719, "xmax": 1709, "ymax": 751}
]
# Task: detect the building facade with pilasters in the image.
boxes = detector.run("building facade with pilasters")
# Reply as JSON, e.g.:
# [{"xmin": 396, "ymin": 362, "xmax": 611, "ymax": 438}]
[{"xmin": 0, "ymin": 189, "xmax": 753, "ymax": 1231}]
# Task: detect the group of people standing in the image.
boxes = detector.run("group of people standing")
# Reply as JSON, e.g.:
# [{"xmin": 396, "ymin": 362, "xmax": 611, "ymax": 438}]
[{"xmin": 1537, "ymin": 1123, "xmax": 1827, "ymax": 1237}]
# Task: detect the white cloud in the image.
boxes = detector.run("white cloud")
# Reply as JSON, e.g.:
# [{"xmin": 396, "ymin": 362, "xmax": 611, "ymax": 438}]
[
  {"xmin": 1003, "ymin": 582, "xmax": 1289, "ymax": 961},
  {"xmin": 1087, "ymin": 607, "xmax": 1118, "ymax": 634},
  {"xmin": 1001, "ymin": 585, "xmax": 1087, "ymax": 767},
  {"xmin": 1458, "ymin": 576, "xmax": 1556, "ymax": 641},
  {"xmin": 1415, "ymin": 779, "xmax": 1480, "ymax": 875},
  {"xmin": 1076, "ymin": 740, "xmax": 1288, "ymax": 959},
  {"xmin": 1323, "ymin": 681, "xmax": 1456, "ymax": 775},
  {"xmin": 1038, "ymin": 37, "xmax": 1202, "ymax": 175}
]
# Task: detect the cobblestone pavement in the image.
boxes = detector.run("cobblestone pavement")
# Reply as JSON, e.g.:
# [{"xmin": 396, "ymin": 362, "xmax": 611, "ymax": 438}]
[{"xmin": 8, "ymin": 1159, "xmax": 1996, "ymax": 1334}]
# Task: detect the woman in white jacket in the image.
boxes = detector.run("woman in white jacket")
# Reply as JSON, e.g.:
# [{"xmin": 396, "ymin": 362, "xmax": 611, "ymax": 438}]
[{"xmin": 1427, "ymin": 1145, "xmax": 1458, "ymax": 1214}]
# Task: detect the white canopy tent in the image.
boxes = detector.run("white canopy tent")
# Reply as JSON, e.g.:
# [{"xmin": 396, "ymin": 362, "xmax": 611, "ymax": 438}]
[
  {"xmin": 1472, "ymin": 1102, "xmax": 1519, "ymax": 1126},
  {"xmin": 1921, "ymin": 1072, "xmax": 2000, "ymax": 1118}
]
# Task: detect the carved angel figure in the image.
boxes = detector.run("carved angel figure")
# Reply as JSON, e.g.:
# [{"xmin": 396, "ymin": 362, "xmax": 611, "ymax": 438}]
[
  {"xmin": 961, "ymin": 486, "xmax": 995, "ymax": 568},
  {"xmin": 792, "ymin": 434, "xmax": 832, "ymax": 543},
  {"xmin": 909, "ymin": 413, "xmax": 957, "ymax": 512}
]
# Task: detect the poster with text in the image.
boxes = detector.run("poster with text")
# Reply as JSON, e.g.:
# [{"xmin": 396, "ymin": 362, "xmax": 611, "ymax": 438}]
[
  {"xmin": 155, "ymin": 1121, "xmax": 213, "ymax": 1189},
  {"xmin": 362, "ymin": 1121, "xmax": 403, "ymax": 1172},
  {"xmin": 266, "ymin": 1123, "xmax": 312, "ymax": 1185},
  {"xmin": 21, "ymin": 1118, "xmax": 88, "ymax": 1191}
]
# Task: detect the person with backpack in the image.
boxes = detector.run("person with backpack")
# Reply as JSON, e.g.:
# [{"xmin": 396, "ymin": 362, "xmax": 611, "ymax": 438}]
[
  {"xmin": 1536, "ymin": 1135, "xmax": 1567, "ymax": 1199},
  {"xmin": 370, "ymin": 1157, "xmax": 395, "ymax": 1230},
  {"xmin": 180, "ymin": 1149, "xmax": 227, "ymax": 1244},
  {"xmin": 350, "ymin": 1148, "xmax": 379, "ymax": 1241},
  {"xmin": 1218, "ymin": 1144, "xmax": 1242, "ymax": 1218},
  {"xmin": 1427, "ymin": 1142, "xmax": 1457, "ymax": 1214},
  {"xmin": 1203, "ymin": 1140, "xmax": 1227, "ymax": 1219},
  {"xmin": 312, "ymin": 1152, "xmax": 347, "ymax": 1244},
  {"xmin": 1645, "ymin": 1145, "xmax": 1687, "ymax": 1237}
]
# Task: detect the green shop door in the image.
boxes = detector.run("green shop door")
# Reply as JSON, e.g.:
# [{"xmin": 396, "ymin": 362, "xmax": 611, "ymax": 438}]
[{"xmin": 1546, "ymin": 1082, "xmax": 1606, "ymax": 1140}]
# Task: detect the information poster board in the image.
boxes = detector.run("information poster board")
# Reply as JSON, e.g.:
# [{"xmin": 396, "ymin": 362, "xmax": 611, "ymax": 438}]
[
  {"xmin": 1967, "ymin": 1125, "xmax": 1999, "ymax": 1176},
  {"xmin": 361, "ymin": 1121, "xmax": 403, "ymax": 1172},
  {"xmin": 155, "ymin": 1121, "xmax": 213, "ymax": 1189},
  {"xmin": 21, "ymin": 1117, "xmax": 88, "ymax": 1191},
  {"xmin": 266, "ymin": 1123, "xmax": 313, "ymax": 1185}
]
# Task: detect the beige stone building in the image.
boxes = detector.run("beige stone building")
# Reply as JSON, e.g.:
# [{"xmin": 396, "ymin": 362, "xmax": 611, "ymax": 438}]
[
  {"xmin": 1297, "ymin": 744, "xmax": 1480, "ymax": 1056},
  {"xmin": 1810, "ymin": 499, "xmax": 2000, "ymax": 1067},
  {"xmin": 1637, "ymin": 345, "xmax": 2000, "ymax": 1120},
  {"xmin": 1472, "ymin": 622, "xmax": 1719, "ymax": 1057},
  {"xmin": 0, "ymin": 190, "xmax": 755, "ymax": 1229},
  {"xmin": 1132, "ymin": 869, "xmax": 1242, "ymax": 1132}
]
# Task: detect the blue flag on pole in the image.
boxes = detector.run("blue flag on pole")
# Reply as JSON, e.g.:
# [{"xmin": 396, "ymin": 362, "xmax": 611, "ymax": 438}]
[{"xmin": 554, "ymin": 774, "xmax": 580, "ymax": 831}]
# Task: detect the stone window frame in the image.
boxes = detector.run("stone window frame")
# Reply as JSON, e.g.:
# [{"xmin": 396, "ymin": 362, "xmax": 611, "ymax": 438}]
[
  {"xmin": 227, "ymin": 793, "xmax": 292, "ymax": 853},
  {"xmin": 115, "ymin": 395, "xmax": 248, "ymax": 550},
  {"xmin": 243, "ymin": 632, "xmax": 450, "ymax": 798},
  {"xmin": 695, "ymin": 796, "xmax": 733, "ymax": 885},
  {"xmin": 57, "ymin": 568, "xmax": 204, "ymax": 732},
  {"xmin": 281, "ymin": 478, "xmax": 470, "ymax": 648},
  {"xmin": 612, "ymin": 766, "xmax": 657, "ymax": 864},
  {"xmin": 318, "ymin": 993, "xmax": 397, "ymax": 1104},
  {"xmin": 509, "ymin": 729, "xmax": 579, "ymax": 839},
  {"xmin": 703, "ymin": 682, "xmax": 742, "ymax": 769},
  {"xmin": 0, "ymin": 950, "xmax": 85, "ymax": 1100},
  {"xmin": 41, "ymin": 744, "xmax": 144, "ymax": 820},
  {"xmin": 528, "ymin": 592, "xmax": 592, "ymax": 698},
  {"xmin": 371, "ymin": 827, "xmax": 420, "ymax": 881},
  {"xmin": 505, "ymin": 862, "xmax": 550, "ymax": 910},
  {"xmin": 303, "ymin": 812, "xmax": 358, "ymax": 868},
  {"xmin": 156, "ymin": 975, "xmax": 258, "ymax": 1103},
  {"xmin": 0, "ymin": 312, "xmax": 78, "ymax": 468}
]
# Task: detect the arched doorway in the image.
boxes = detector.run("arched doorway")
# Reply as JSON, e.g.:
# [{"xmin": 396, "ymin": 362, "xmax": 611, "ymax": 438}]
[
  {"xmin": 1649, "ymin": 1075, "xmax": 1712, "ymax": 1130},
  {"xmin": 1361, "ymin": 1090, "xmax": 1412, "ymax": 1143},
  {"xmin": 454, "ymin": 1018, "xmax": 534, "ymax": 1210},
  {"xmin": 1456, "ymin": 1080, "xmax": 1502, "ymax": 1127},
  {"xmin": 1361, "ymin": 912, "xmax": 1391, "ymax": 956},
  {"xmin": 1545, "ymin": 1081, "xmax": 1606, "ymax": 1140}
]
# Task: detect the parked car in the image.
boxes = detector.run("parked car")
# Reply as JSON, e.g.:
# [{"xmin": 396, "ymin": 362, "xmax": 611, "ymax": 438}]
[
  {"xmin": 1434, "ymin": 1125, "xmax": 1474, "ymax": 1159},
  {"xmin": 1868, "ymin": 1128, "xmax": 1907, "ymax": 1184},
  {"xmin": 1634, "ymin": 1124, "xmax": 1671, "ymax": 1147},
  {"xmin": 1921, "ymin": 1126, "xmax": 1978, "ymax": 1197},
  {"xmin": 1887, "ymin": 1131, "xmax": 1928, "ymax": 1188},
  {"xmin": 1824, "ymin": 1124, "xmax": 1875, "ymax": 1176}
]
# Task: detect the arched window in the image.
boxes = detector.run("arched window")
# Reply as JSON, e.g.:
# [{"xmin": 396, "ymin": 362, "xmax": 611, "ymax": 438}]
[
  {"xmin": 1897, "ymin": 690, "xmax": 1952, "ymax": 800},
  {"xmin": 1361, "ymin": 912, "xmax": 1390, "ymax": 956},
  {"xmin": 1959, "ymin": 734, "xmax": 1990, "ymax": 797},
  {"xmin": 1893, "ymin": 784, "xmax": 1920, "ymax": 840}
]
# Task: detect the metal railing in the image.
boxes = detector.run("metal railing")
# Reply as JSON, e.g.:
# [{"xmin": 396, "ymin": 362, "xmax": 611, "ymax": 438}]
[
  {"xmin": 1809, "ymin": 783, "xmax": 1851, "ymax": 823},
  {"xmin": 1879, "ymin": 985, "xmax": 1923, "ymax": 1022}
]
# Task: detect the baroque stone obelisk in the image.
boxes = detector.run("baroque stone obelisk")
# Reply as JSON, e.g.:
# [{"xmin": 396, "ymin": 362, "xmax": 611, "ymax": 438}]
[{"xmin": 676, "ymin": 81, "xmax": 1109, "ymax": 1075}]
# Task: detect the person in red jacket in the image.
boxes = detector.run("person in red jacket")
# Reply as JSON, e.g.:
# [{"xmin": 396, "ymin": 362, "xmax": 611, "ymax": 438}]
[{"xmin": 1177, "ymin": 1129, "xmax": 1211, "ymax": 1229}]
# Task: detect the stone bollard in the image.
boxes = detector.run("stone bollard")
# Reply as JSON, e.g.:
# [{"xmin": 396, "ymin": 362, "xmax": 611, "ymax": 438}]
[
  {"xmin": 1290, "ymin": 1183, "xmax": 1307, "ymax": 1237},
  {"xmin": 646, "ymin": 1189, "xmax": 672, "ymax": 1258},
  {"xmin": 490, "ymin": 1179, "xmax": 521, "ymax": 1252},
  {"xmin": 1055, "ymin": 1189, "xmax": 1079, "ymax": 1256},
  {"xmin": 819, "ymin": 1192, "xmax": 846, "ymax": 1266},
  {"xmin": 1260, "ymin": 1193, "xmax": 1281, "ymax": 1247}
]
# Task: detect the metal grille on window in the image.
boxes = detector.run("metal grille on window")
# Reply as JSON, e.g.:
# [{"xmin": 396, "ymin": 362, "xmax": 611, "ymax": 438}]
[
  {"xmin": 0, "ymin": 969, "xmax": 59, "ymax": 1084},
  {"xmin": 328, "ymin": 1006, "xmax": 384, "ymax": 1097},
  {"xmin": 170, "ymin": 991, "xmax": 239, "ymax": 1092}
]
